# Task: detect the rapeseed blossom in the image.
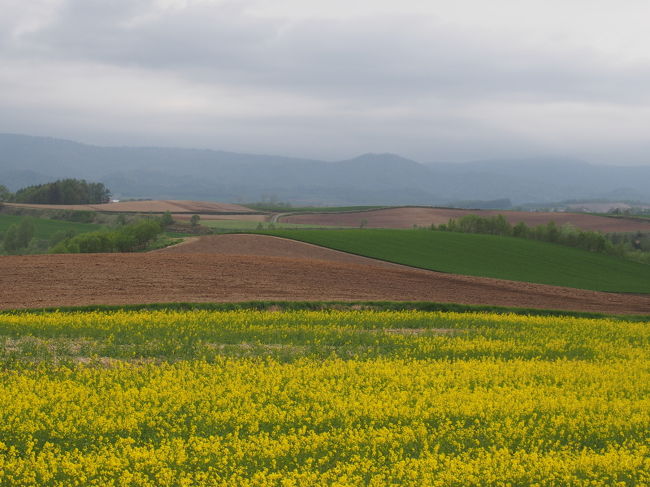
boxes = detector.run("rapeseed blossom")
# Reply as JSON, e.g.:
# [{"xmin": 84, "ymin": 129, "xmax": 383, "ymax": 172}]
[{"xmin": 0, "ymin": 310, "xmax": 647, "ymax": 485}]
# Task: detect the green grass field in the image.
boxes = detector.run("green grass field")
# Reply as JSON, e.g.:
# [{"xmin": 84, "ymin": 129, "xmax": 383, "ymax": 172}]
[
  {"xmin": 262, "ymin": 229, "xmax": 650, "ymax": 293},
  {"xmin": 0, "ymin": 214, "xmax": 102, "ymax": 240}
]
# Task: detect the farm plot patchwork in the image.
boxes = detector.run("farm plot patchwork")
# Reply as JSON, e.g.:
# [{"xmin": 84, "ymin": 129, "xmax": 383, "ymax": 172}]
[
  {"xmin": 279, "ymin": 206, "xmax": 650, "ymax": 233},
  {"xmin": 0, "ymin": 309, "xmax": 648, "ymax": 485}
]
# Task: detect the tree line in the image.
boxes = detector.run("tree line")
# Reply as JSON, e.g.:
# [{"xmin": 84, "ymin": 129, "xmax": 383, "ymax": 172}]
[
  {"xmin": 1, "ymin": 218, "xmax": 165, "ymax": 255},
  {"xmin": 0, "ymin": 179, "xmax": 111, "ymax": 205},
  {"xmin": 432, "ymin": 214, "xmax": 650, "ymax": 263}
]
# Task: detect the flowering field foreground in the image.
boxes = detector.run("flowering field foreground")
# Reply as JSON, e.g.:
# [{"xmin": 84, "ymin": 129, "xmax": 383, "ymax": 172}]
[{"xmin": 0, "ymin": 310, "xmax": 648, "ymax": 486}]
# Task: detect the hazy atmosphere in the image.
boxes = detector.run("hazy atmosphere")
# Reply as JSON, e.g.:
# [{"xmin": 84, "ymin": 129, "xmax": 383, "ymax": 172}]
[
  {"xmin": 2, "ymin": 0, "xmax": 650, "ymax": 164},
  {"xmin": 2, "ymin": 3, "xmax": 650, "ymax": 483}
]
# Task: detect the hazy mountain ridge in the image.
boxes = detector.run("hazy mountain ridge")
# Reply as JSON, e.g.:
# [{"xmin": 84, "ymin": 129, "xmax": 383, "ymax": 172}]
[{"xmin": 1, "ymin": 134, "xmax": 649, "ymax": 205}]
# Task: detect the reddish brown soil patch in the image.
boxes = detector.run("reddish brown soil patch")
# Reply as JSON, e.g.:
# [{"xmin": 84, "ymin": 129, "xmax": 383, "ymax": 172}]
[
  {"xmin": 157, "ymin": 234, "xmax": 403, "ymax": 269},
  {"xmin": 2, "ymin": 253, "xmax": 649, "ymax": 314},
  {"xmin": 173, "ymin": 214, "xmax": 267, "ymax": 222},
  {"xmin": 6, "ymin": 200, "xmax": 256, "ymax": 214},
  {"xmin": 280, "ymin": 207, "xmax": 650, "ymax": 233}
]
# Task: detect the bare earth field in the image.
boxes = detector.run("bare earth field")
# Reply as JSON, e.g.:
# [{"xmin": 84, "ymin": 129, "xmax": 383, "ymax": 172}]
[
  {"xmin": 158, "ymin": 234, "xmax": 406, "ymax": 269},
  {"xmin": 5, "ymin": 200, "xmax": 257, "ymax": 214},
  {"xmin": 2, "ymin": 234, "xmax": 649, "ymax": 314},
  {"xmin": 173, "ymin": 213, "xmax": 267, "ymax": 222},
  {"xmin": 280, "ymin": 207, "xmax": 650, "ymax": 233}
]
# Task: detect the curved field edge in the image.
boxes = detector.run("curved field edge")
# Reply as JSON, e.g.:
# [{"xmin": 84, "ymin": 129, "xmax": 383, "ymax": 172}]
[
  {"xmin": 254, "ymin": 229, "xmax": 650, "ymax": 293},
  {"xmin": 4, "ymin": 300, "xmax": 649, "ymax": 322}
]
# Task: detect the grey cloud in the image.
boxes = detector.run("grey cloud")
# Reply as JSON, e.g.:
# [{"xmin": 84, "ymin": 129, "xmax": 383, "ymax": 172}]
[
  {"xmin": 16, "ymin": 1, "xmax": 275, "ymax": 70},
  {"xmin": 2, "ymin": 0, "xmax": 650, "ymax": 165},
  {"xmin": 7, "ymin": 0, "xmax": 650, "ymax": 105}
]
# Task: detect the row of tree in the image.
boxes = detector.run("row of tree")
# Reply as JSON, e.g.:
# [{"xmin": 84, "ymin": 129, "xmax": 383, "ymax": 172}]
[
  {"xmin": 433, "ymin": 214, "xmax": 632, "ymax": 256},
  {"xmin": 0, "ymin": 179, "xmax": 111, "ymax": 205}
]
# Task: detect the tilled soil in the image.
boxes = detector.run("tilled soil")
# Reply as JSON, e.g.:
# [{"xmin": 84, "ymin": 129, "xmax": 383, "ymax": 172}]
[
  {"xmin": 2, "ymin": 251, "xmax": 650, "ymax": 314},
  {"xmin": 280, "ymin": 207, "xmax": 650, "ymax": 233},
  {"xmin": 157, "ymin": 234, "xmax": 405, "ymax": 269},
  {"xmin": 173, "ymin": 214, "xmax": 267, "ymax": 222}
]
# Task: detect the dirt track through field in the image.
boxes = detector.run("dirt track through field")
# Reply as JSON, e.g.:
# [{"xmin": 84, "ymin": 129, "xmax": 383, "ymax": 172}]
[
  {"xmin": 2, "ymin": 234, "xmax": 650, "ymax": 314},
  {"xmin": 280, "ymin": 207, "xmax": 650, "ymax": 233}
]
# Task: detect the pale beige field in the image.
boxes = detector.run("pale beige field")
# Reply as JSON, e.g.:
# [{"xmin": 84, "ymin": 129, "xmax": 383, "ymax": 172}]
[
  {"xmin": 5, "ymin": 200, "xmax": 257, "ymax": 214},
  {"xmin": 280, "ymin": 206, "xmax": 650, "ymax": 232}
]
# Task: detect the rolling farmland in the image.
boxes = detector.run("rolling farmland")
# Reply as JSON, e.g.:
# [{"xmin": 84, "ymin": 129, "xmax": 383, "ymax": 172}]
[
  {"xmin": 2, "ymin": 202, "xmax": 649, "ymax": 486},
  {"xmin": 5, "ymin": 3, "xmax": 650, "ymax": 484},
  {"xmin": 3, "ymin": 235, "xmax": 650, "ymax": 314}
]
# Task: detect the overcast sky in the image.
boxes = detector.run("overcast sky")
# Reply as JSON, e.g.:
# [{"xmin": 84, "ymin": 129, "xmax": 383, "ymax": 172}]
[{"xmin": 2, "ymin": 0, "xmax": 650, "ymax": 164}]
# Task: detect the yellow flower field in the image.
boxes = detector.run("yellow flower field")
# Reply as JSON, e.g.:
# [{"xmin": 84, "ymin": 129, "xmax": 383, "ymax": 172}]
[{"xmin": 0, "ymin": 310, "xmax": 648, "ymax": 485}]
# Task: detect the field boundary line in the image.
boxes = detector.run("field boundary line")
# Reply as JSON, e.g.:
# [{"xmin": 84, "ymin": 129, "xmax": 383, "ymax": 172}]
[{"xmin": 3, "ymin": 300, "xmax": 649, "ymax": 321}]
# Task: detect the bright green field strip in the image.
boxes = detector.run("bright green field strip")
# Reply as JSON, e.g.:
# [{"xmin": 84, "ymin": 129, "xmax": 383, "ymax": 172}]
[
  {"xmin": 201, "ymin": 219, "xmax": 335, "ymax": 230},
  {"xmin": 263, "ymin": 229, "xmax": 650, "ymax": 293},
  {"xmin": 0, "ymin": 214, "xmax": 101, "ymax": 239}
]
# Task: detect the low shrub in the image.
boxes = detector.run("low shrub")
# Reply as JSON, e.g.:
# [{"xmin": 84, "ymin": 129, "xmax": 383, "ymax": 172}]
[{"xmin": 51, "ymin": 219, "xmax": 163, "ymax": 254}]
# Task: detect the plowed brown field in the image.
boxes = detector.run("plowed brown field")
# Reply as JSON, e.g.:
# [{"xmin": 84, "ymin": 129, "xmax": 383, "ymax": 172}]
[
  {"xmin": 2, "ymin": 234, "xmax": 649, "ymax": 314},
  {"xmin": 5, "ymin": 200, "xmax": 256, "ymax": 214},
  {"xmin": 173, "ymin": 214, "xmax": 267, "ymax": 222},
  {"xmin": 157, "ymin": 234, "xmax": 402, "ymax": 269},
  {"xmin": 280, "ymin": 207, "xmax": 650, "ymax": 232}
]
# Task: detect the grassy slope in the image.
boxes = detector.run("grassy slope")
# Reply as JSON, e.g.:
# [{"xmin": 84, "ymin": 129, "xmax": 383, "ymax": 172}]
[
  {"xmin": 263, "ymin": 229, "xmax": 650, "ymax": 293},
  {"xmin": 0, "ymin": 214, "xmax": 101, "ymax": 239}
]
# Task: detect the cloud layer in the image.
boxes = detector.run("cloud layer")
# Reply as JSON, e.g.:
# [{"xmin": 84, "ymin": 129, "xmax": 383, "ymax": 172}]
[{"xmin": 1, "ymin": 0, "xmax": 650, "ymax": 164}]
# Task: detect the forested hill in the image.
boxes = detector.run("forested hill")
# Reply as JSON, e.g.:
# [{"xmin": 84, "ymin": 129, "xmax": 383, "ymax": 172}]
[{"xmin": 2, "ymin": 133, "xmax": 650, "ymax": 205}]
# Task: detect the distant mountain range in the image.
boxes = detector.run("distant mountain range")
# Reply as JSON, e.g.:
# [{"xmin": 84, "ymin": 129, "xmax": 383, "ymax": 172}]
[{"xmin": 1, "ymin": 133, "xmax": 649, "ymax": 205}]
